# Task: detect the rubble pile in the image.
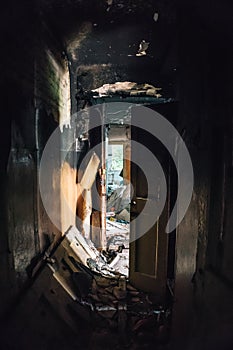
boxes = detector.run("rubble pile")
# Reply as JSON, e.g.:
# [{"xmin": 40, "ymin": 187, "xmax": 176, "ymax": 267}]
[
  {"xmin": 105, "ymin": 217, "xmax": 129, "ymax": 276},
  {"xmin": 43, "ymin": 226, "xmax": 171, "ymax": 348},
  {"xmin": 87, "ymin": 274, "xmax": 170, "ymax": 349}
]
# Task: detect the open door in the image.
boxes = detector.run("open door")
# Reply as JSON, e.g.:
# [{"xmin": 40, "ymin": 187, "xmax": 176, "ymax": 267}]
[
  {"xmin": 87, "ymin": 98, "xmax": 176, "ymax": 302},
  {"xmin": 129, "ymin": 105, "xmax": 171, "ymax": 301}
]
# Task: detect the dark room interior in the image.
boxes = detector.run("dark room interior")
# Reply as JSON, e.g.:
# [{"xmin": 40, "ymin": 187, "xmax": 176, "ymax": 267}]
[{"xmin": 1, "ymin": 1, "xmax": 233, "ymax": 349}]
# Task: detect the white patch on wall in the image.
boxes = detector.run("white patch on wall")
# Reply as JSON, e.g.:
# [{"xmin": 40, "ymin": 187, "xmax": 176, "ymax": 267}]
[
  {"xmin": 46, "ymin": 50, "xmax": 71, "ymax": 132},
  {"xmin": 59, "ymin": 65, "xmax": 71, "ymax": 132},
  {"xmin": 153, "ymin": 12, "xmax": 159, "ymax": 22}
]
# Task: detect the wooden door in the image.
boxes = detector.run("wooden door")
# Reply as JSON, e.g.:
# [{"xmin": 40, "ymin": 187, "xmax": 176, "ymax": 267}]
[{"xmin": 129, "ymin": 105, "xmax": 172, "ymax": 301}]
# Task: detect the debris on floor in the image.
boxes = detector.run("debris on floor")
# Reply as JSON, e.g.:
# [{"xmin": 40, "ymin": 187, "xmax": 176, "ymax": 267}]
[
  {"xmin": 36, "ymin": 225, "xmax": 172, "ymax": 348},
  {"xmin": 107, "ymin": 183, "xmax": 131, "ymax": 213},
  {"xmin": 62, "ymin": 226, "xmax": 117, "ymax": 278},
  {"xmin": 105, "ymin": 217, "xmax": 129, "ymax": 276}
]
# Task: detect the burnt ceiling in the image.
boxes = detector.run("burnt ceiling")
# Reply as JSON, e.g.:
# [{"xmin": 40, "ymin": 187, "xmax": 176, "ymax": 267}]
[{"xmin": 2, "ymin": 0, "xmax": 233, "ymax": 108}]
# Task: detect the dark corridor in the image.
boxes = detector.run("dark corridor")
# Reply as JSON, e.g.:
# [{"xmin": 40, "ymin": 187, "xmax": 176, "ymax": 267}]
[{"xmin": 1, "ymin": 1, "xmax": 233, "ymax": 349}]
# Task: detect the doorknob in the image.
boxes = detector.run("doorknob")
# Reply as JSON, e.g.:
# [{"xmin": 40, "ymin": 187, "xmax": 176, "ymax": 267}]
[{"xmin": 131, "ymin": 200, "xmax": 137, "ymax": 205}]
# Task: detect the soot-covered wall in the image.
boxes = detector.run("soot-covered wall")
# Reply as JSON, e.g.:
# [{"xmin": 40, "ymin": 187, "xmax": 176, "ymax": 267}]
[{"xmin": 0, "ymin": 5, "xmax": 73, "ymax": 314}]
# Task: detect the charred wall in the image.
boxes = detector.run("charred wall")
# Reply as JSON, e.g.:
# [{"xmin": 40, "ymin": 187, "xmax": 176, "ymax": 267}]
[
  {"xmin": 173, "ymin": 3, "xmax": 233, "ymax": 349},
  {"xmin": 0, "ymin": 3, "xmax": 73, "ymax": 315}
]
